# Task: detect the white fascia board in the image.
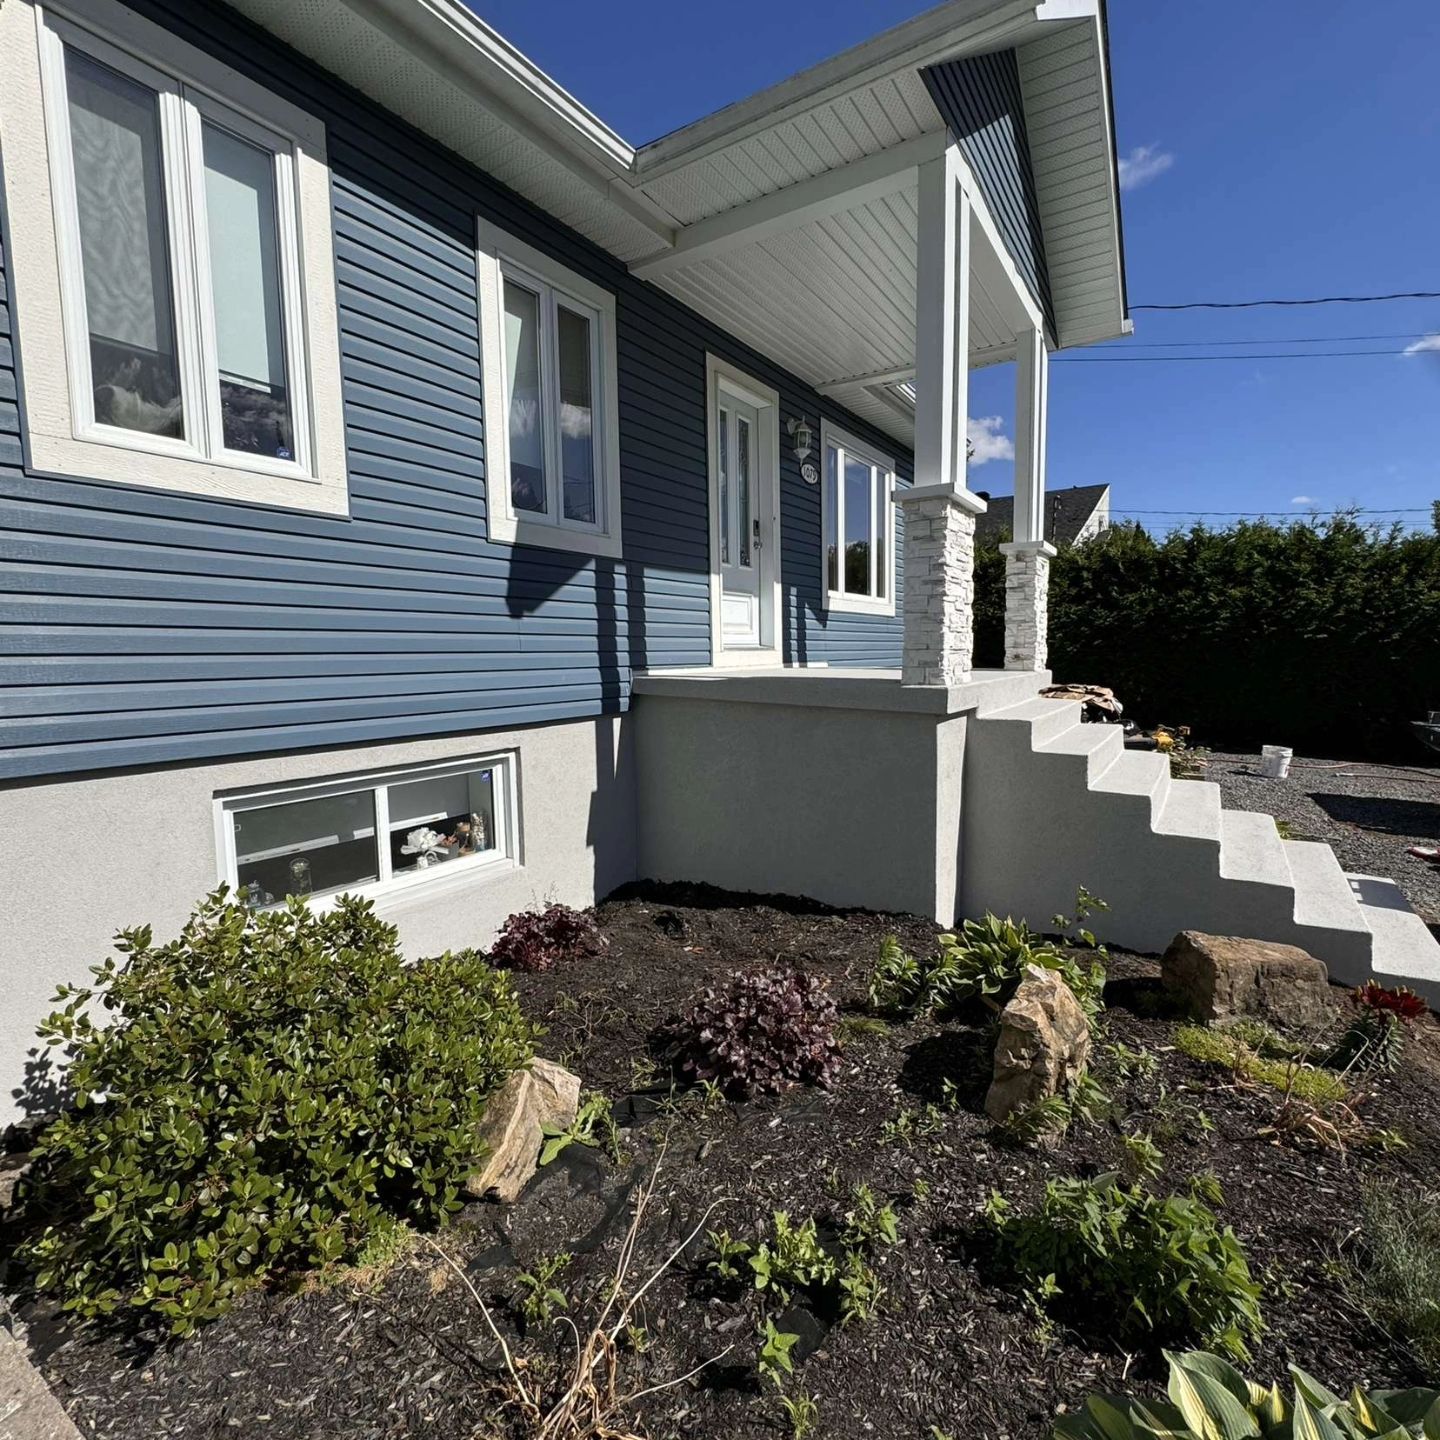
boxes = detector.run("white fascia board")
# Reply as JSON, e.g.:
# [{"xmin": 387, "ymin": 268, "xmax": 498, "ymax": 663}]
[
  {"xmin": 632, "ymin": 0, "xmax": 1037, "ymax": 182},
  {"xmin": 630, "ymin": 131, "xmax": 947, "ymax": 281}
]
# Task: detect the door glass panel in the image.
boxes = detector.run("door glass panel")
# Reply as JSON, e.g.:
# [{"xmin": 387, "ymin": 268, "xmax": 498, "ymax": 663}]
[
  {"xmin": 737, "ymin": 414, "xmax": 752, "ymax": 567},
  {"xmin": 824, "ymin": 444, "xmax": 839, "ymax": 592},
  {"xmin": 65, "ymin": 50, "xmax": 184, "ymax": 440},
  {"xmin": 874, "ymin": 471, "xmax": 888, "ymax": 599},
  {"xmin": 233, "ymin": 790, "xmax": 378, "ymax": 905},
  {"xmin": 556, "ymin": 304, "xmax": 596, "ymax": 523},
  {"xmin": 503, "ymin": 279, "xmax": 546, "ymax": 513},
  {"xmin": 718, "ymin": 406, "xmax": 730, "ymax": 565},
  {"xmin": 202, "ymin": 122, "xmax": 292, "ymax": 459},
  {"xmin": 844, "ymin": 454, "xmax": 873, "ymax": 595},
  {"xmin": 387, "ymin": 768, "xmax": 497, "ymax": 876}
]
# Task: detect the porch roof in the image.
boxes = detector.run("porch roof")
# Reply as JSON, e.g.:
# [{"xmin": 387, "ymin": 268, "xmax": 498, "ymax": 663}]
[{"xmin": 223, "ymin": 0, "xmax": 1128, "ymax": 449}]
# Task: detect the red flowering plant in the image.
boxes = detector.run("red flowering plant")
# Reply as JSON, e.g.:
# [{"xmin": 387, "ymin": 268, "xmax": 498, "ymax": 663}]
[{"xmin": 1330, "ymin": 981, "xmax": 1428, "ymax": 1072}]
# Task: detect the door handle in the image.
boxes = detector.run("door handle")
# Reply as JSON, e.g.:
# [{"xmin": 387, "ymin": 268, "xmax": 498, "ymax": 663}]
[{"xmin": 752, "ymin": 517, "xmax": 762, "ymax": 551}]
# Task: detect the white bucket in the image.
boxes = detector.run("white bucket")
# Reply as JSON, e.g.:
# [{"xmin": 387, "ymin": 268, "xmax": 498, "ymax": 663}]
[{"xmin": 1259, "ymin": 745, "xmax": 1293, "ymax": 779}]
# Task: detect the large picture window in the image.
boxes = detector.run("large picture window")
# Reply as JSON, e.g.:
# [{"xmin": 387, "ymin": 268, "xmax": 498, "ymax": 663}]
[
  {"xmin": 821, "ymin": 420, "xmax": 896, "ymax": 614},
  {"xmin": 477, "ymin": 217, "xmax": 622, "ymax": 558},
  {"xmin": 219, "ymin": 756, "xmax": 517, "ymax": 910},
  {"xmin": 0, "ymin": 0, "xmax": 347, "ymax": 513}
]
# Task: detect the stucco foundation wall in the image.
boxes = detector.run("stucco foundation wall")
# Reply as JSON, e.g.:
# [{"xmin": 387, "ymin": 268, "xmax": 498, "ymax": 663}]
[
  {"xmin": 0, "ymin": 715, "xmax": 635, "ymax": 1128},
  {"xmin": 633, "ymin": 694, "xmax": 968, "ymax": 923}
]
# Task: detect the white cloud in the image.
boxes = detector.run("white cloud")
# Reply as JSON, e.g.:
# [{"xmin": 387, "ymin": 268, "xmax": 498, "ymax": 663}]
[
  {"xmin": 967, "ymin": 415, "xmax": 1013, "ymax": 466},
  {"xmin": 1118, "ymin": 144, "xmax": 1175, "ymax": 192},
  {"xmin": 1291, "ymin": 495, "xmax": 1319, "ymax": 506},
  {"xmin": 1403, "ymin": 333, "xmax": 1440, "ymax": 355}
]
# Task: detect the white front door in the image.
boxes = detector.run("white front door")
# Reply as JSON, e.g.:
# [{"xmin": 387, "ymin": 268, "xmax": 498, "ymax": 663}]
[{"xmin": 708, "ymin": 357, "xmax": 779, "ymax": 661}]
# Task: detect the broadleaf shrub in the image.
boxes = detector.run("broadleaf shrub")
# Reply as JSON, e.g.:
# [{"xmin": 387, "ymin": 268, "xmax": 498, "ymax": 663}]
[
  {"xmin": 18, "ymin": 890, "xmax": 535, "ymax": 1332},
  {"xmin": 670, "ymin": 965, "xmax": 842, "ymax": 1097},
  {"xmin": 974, "ymin": 515, "xmax": 1440, "ymax": 759},
  {"xmin": 489, "ymin": 903, "xmax": 606, "ymax": 973},
  {"xmin": 984, "ymin": 1174, "xmax": 1263, "ymax": 1359}
]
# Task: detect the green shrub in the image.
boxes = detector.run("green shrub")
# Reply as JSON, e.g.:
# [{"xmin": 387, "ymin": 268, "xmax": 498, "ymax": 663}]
[
  {"xmin": 869, "ymin": 915, "xmax": 1104, "ymax": 1020},
  {"xmin": 1056, "ymin": 1347, "xmax": 1440, "ymax": 1439},
  {"xmin": 1175, "ymin": 1025, "xmax": 1346, "ymax": 1103},
  {"xmin": 984, "ymin": 1174, "xmax": 1263, "ymax": 1359},
  {"xmin": 19, "ymin": 890, "xmax": 535, "ymax": 1332},
  {"xmin": 1349, "ymin": 1180, "xmax": 1440, "ymax": 1377},
  {"xmin": 975, "ymin": 516, "xmax": 1440, "ymax": 760}
]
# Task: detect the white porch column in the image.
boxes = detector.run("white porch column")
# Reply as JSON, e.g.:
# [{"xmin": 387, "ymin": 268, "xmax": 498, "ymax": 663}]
[
  {"xmin": 1000, "ymin": 324, "xmax": 1055, "ymax": 671},
  {"xmin": 897, "ymin": 145, "xmax": 986, "ymax": 686}
]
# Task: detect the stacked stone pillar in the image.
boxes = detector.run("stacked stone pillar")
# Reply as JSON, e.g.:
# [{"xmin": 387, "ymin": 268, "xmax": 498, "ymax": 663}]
[
  {"xmin": 897, "ymin": 485, "xmax": 986, "ymax": 686},
  {"xmin": 999, "ymin": 540, "xmax": 1055, "ymax": 672}
]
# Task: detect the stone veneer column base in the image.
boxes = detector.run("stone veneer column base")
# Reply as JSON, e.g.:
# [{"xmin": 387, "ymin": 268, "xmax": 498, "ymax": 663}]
[
  {"xmin": 999, "ymin": 539, "xmax": 1057, "ymax": 672},
  {"xmin": 896, "ymin": 484, "xmax": 987, "ymax": 686}
]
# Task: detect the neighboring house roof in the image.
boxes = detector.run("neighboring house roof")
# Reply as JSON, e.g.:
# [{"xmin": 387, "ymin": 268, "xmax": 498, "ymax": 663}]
[
  {"xmin": 975, "ymin": 483, "xmax": 1111, "ymax": 547},
  {"xmin": 223, "ymin": 0, "xmax": 1128, "ymax": 446}
]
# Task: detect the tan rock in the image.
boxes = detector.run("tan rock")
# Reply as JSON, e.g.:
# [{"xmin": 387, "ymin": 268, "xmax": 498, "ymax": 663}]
[
  {"xmin": 465, "ymin": 1057, "xmax": 581, "ymax": 1204},
  {"xmin": 985, "ymin": 965, "xmax": 1092, "ymax": 1130},
  {"xmin": 1161, "ymin": 931, "xmax": 1331, "ymax": 1030}
]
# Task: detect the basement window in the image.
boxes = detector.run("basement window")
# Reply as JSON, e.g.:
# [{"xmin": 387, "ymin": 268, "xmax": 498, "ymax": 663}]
[
  {"xmin": 821, "ymin": 419, "xmax": 896, "ymax": 615},
  {"xmin": 218, "ymin": 756, "xmax": 517, "ymax": 909}
]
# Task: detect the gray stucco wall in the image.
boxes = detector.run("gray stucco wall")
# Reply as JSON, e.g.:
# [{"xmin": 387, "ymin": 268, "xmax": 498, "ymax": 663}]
[
  {"xmin": 633, "ymin": 694, "xmax": 968, "ymax": 924},
  {"xmin": 0, "ymin": 714, "xmax": 634, "ymax": 1127}
]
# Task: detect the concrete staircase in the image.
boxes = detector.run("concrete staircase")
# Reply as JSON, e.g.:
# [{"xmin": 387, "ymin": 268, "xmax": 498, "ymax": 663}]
[{"xmin": 961, "ymin": 695, "xmax": 1440, "ymax": 1003}]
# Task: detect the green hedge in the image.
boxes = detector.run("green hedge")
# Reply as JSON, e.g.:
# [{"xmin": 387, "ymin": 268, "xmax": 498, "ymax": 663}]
[{"xmin": 975, "ymin": 515, "xmax": 1440, "ymax": 759}]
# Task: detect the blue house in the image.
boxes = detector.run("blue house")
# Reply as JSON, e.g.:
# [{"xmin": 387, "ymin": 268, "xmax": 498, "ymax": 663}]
[{"xmin": 2, "ymin": 0, "xmax": 1434, "ymax": 1121}]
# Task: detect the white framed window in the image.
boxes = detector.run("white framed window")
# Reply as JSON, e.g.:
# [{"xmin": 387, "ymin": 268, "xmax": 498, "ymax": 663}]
[
  {"xmin": 216, "ymin": 755, "xmax": 519, "ymax": 910},
  {"xmin": 821, "ymin": 419, "xmax": 896, "ymax": 615},
  {"xmin": 0, "ymin": 0, "xmax": 348, "ymax": 514},
  {"xmin": 476, "ymin": 216, "xmax": 622, "ymax": 558}
]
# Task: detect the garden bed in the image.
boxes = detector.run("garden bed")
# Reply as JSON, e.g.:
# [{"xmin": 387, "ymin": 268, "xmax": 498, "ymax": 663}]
[{"xmin": 9, "ymin": 881, "xmax": 1440, "ymax": 1440}]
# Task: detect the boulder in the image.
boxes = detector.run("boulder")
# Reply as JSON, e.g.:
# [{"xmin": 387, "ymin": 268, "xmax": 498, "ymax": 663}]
[
  {"xmin": 1161, "ymin": 931, "xmax": 1331, "ymax": 1030},
  {"xmin": 465, "ymin": 1057, "xmax": 581, "ymax": 1204},
  {"xmin": 0, "ymin": 1153, "xmax": 31, "ymax": 1217},
  {"xmin": 985, "ymin": 965, "xmax": 1092, "ymax": 1129}
]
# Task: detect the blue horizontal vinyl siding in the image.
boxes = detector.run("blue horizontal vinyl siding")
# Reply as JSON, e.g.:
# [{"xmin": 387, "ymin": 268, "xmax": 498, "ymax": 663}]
[
  {"xmin": 0, "ymin": 0, "xmax": 910, "ymax": 781},
  {"xmin": 922, "ymin": 52, "xmax": 1054, "ymax": 337}
]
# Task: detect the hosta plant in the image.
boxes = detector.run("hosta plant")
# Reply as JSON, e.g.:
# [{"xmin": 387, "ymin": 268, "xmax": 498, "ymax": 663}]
[
  {"xmin": 1329, "ymin": 982, "xmax": 1429, "ymax": 1073},
  {"xmin": 489, "ymin": 902, "xmax": 606, "ymax": 973},
  {"xmin": 985, "ymin": 1173, "xmax": 1262, "ymax": 1360},
  {"xmin": 869, "ymin": 914, "xmax": 1104, "ymax": 1020},
  {"xmin": 18, "ymin": 890, "xmax": 535, "ymax": 1332},
  {"xmin": 1056, "ymin": 1347, "xmax": 1440, "ymax": 1439},
  {"xmin": 670, "ymin": 965, "xmax": 842, "ymax": 1097}
]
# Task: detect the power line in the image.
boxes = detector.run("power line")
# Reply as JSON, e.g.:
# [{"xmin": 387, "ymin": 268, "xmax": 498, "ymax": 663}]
[
  {"xmin": 1056, "ymin": 348, "xmax": 1420, "ymax": 363},
  {"xmin": 1133, "ymin": 291, "xmax": 1440, "ymax": 311},
  {"xmin": 1098, "ymin": 332, "xmax": 1430, "ymax": 348},
  {"xmin": 1110, "ymin": 508, "xmax": 1431, "ymax": 517}
]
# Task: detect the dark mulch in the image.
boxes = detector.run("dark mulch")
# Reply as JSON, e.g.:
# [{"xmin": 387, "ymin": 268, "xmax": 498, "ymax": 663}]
[{"xmin": 11, "ymin": 881, "xmax": 1440, "ymax": 1440}]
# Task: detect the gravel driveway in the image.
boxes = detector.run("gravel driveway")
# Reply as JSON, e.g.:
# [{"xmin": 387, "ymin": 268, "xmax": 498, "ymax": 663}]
[{"xmin": 1203, "ymin": 749, "xmax": 1440, "ymax": 923}]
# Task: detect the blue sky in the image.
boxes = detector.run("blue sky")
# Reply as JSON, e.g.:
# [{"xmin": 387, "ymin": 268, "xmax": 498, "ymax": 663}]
[{"xmin": 470, "ymin": 1, "xmax": 1440, "ymax": 532}]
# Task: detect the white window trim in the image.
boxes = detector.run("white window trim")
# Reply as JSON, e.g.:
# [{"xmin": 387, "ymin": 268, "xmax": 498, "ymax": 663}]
[
  {"xmin": 476, "ymin": 216, "xmax": 622, "ymax": 559},
  {"xmin": 214, "ymin": 753, "xmax": 520, "ymax": 913},
  {"xmin": 0, "ymin": 0, "xmax": 349, "ymax": 515},
  {"xmin": 821, "ymin": 418, "xmax": 896, "ymax": 616}
]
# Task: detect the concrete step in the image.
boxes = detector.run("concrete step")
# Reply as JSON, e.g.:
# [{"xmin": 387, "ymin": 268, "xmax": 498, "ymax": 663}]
[
  {"xmin": 1035, "ymin": 720, "xmax": 1125, "ymax": 781},
  {"xmin": 1091, "ymin": 747, "xmax": 1171, "ymax": 818},
  {"xmin": 980, "ymin": 695, "xmax": 1085, "ymax": 745},
  {"xmin": 1285, "ymin": 841, "xmax": 1372, "ymax": 937},
  {"xmin": 1217, "ymin": 808, "xmax": 1293, "ymax": 890},
  {"xmin": 1154, "ymin": 778, "xmax": 1223, "ymax": 842},
  {"xmin": 1347, "ymin": 874, "xmax": 1440, "ymax": 1005}
]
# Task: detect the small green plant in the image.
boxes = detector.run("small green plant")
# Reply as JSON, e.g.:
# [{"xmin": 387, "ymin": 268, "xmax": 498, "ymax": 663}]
[
  {"xmin": 1052, "ymin": 884, "xmax": 1111, "ymax": 953},
  {"xmin": 1104, "ymin": 1040, "xmax": 1158, "ymax": 1082},
  {"xmin": 1055, "ymin": 1347, "xmax": 1440, "ymax": 1439},
  {"xmin": 1175, "ymin": 1024, "xmax": 1346, "ymax": 1103},
  {"xmin": 756, "ymin": 1317, "xmax": 800, "ymax": 1384},
  {"xmin": 1348, "ymin": 1179, "xmax": 1440, "ymax": 1376},
  {"xmin": 515, "ymin": 1250, "xmax": 572, "ymax": 1326},
  {"xmin": 911, "ymin": 1177, "xmax": 932, "ymax": 1201},
  {"xmin": 707, "ymin": 1228, "xmax": 752, "ymax": 1283},
  {"xmin": 18, "ymin": 891, "xmax": 535, "ymax": 1333},
  {"xmin": 837, "ymin": 1248, "xmax": 882, "ymax": 1324},
  {"xmin": 539, "ymin": 1089, "xmax": 623, "ymax": 1165},
  {"xmin": 750, "ymin": 1212, "xmax": 835, "ymax": 1302},
  {"xmin": 837, "ymin": 1014, "xmax": 890, "ymax": 1043},
  {"xmin": 841, "ymin": 1184, "xmax": 899, "ymax": 1250},
  {"xmin": 1002, "ymin": 1072, "xmax": 1111, "ymax": 1145},
  {"xmin": 776, "ymin": 1388, "xmax": 819, "ymax": 1439},
  {"xmin": 1121, "ymin": 1130, "xmax": 1165, "ymax": 1182},
  {"xmin": 985, "ymin": 1173, "xmax": 1263, "ymax": 1359},
  {"xmin": 880, "ymin": 1101, "xmax": 947, "ymax": 1147}
]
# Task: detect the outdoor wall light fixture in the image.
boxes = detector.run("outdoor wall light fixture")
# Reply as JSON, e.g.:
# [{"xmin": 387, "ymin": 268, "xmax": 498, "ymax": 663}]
[{"xmin": 787, "ymin": 415, "xmax": 818, "ymax": 482}]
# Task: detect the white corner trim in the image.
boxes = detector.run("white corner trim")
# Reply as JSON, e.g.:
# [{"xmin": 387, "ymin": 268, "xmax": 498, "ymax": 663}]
[
  {"xmin": 0, "ymin": 0, "xmax": 349, "ymax": 516},
  {"xmin": 475, "ymin": 216, "xmax": 623, "ymax": 560},
  {"xmin": 705, "ymin": 353, "xmax": 782, "ymax": 665},
  {"xmin": 820, "ymin": 416, "xmax": 897, "ymax": 618}
]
